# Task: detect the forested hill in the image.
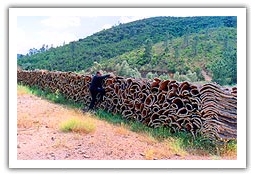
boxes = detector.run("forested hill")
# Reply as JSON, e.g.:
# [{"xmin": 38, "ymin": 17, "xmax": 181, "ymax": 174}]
[{"xmin": 17, "ymin": 16, "xmax": 237, "ymax": 85}]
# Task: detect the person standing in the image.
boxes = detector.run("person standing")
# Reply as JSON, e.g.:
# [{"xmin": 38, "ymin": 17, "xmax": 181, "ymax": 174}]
[{"xmin": 84, "ymin": 71, "xmax": 113, "ymax": 112}]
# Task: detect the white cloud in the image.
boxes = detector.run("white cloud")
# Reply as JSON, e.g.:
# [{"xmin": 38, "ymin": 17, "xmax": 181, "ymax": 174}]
[
  {"xmin": 17, "ymin": 28, "xmax": 78, "ymax": 54},
  {"xmin": 102, "ymin": 23, "xmax": 112, "ymax": 30},
  {"xmin": 16, "ymin": 16, "xmax": 151, "ymax": 54},
  {"xmin": 37, "ymin": 30, "xmax": 78, "ymax": 47},
  {"xmin": 17, "ymin": 27, "xmax": 34, "ymax": 54},
  {"xmin": 99, "ymin": 16, "xmax": 150, "ymax": 33},
  {"xmin": 41, "ymin": 16, "xmax": 81, "ymax": 29},
  {"xmin": 119, "ymin": 16, "xmax": 149, "ymax": 24}
]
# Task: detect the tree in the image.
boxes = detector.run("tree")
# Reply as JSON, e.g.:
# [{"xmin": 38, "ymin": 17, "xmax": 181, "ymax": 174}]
[
  {"xmin": 167, "ymin": 59, "xmax": 177, "ymax": 73},
  {"xmin": 91, "ymin": 62, "xmax": 102, "ymax": 73},
  {"xmin": 115, "ymin": 60, "xmax": 141, "ymax": 78},
  {"xmin": 40, "ymin": 44, "xmax": 46, "ymax": 52},
  {"xmin": 183, "ymin": 34, "xmax": 189, "ymax": 48},
  {"xmin": 173, "ymin": 45, "xmax": 180, "ymax": 60},
  {"xmin": 192, "ymin": 36, "xmax": 199, "ymax": 57},
  {"xmin": 163, "ymin": 32, "xmax": 170, "ymax": 53},
  {"xmin": 118, "ymin": 60, "xmax": 129, "ymax": 76},
  {"xmin": 70, "ymin": 42, "xmax": 75, "ymax": 59},
  {"xmin": 143, "ymin": 38, "xmax": 153, "ymax": 63},
  {"xmin": 17, "ymin": 16, "xmax": 236, "ymax": 73},
  {"xmin": 223, "ymin": 16, "xmax": 237, "ymax": 27},
  {"xmin": 210, "ymin": 47, "xmax": 237, "ymax": 85}
]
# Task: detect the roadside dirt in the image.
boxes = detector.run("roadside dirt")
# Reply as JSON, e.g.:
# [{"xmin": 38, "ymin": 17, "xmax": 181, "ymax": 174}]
[
  {"xmin": 17, "ymin": 93, "xmax": 235, "ymax": 160},
  {"xmin": 201, "ymin": 69, "xmax": 212, "ymax": 82}
]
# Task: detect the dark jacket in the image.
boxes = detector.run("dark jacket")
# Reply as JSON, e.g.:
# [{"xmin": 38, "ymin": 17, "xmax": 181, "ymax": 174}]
[{"xmin": 89, "ymin": 74, "xmax": 110, "ymax": 90}]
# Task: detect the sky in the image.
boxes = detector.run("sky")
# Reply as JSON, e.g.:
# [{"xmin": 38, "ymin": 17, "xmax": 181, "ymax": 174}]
[
  {"xmin": 13, "ymin": 7, "xmax": 245, "ymax": 55},
  {"xmin": 17, "ymin": 15, "xmax": 152, "ymax": 54}
]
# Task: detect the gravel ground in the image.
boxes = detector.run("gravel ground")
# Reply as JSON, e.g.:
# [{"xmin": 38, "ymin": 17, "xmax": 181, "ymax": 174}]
[{"xmin": 17, "ymin": 94, "xmax": 235, "ymax": 161}]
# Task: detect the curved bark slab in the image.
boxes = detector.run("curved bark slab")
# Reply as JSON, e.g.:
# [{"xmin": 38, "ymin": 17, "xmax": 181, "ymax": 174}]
[{"xmin": 17, "ymin": 70, "xmax": 237, "ymax": 142}]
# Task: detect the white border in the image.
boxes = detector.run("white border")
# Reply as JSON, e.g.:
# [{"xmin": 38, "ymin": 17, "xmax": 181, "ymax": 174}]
[{"xmin": 9, "ymin": 7, "xmax": 246, "ymax": 168}]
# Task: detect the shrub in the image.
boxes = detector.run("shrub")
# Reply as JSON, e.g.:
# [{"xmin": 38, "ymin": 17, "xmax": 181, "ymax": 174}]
[{"xmin": 59, "ymin": 118, "xmax": 96, "ymax": 134}]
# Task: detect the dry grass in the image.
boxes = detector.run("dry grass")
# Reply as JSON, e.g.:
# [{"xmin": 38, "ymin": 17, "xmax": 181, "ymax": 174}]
[
  {"xmin": 138, "ymin": 132, "xmax": 189, "ymax": 159},
  {"xmin": 17, "ymin": 114, "xmax": 41, "ymax": 130},
  {"xmin": 52, "ymin": 138, "xmax": 69, "ymax": 149},
  {"xmin": 17, "ymin": 85, "xmax": 31, "ymax": 95},
  {"xmin": 114, "ymin": 123, "xmax": 130, "ymax": 136},
  {"xmin": 137, "ymin": 132, "xmax": 158, "ymax": 145},
  {"xmin": 18, "ymin": 84, "xmax": 97, "ymax": 134},
  {"xmin": 165, "ymin": 138, "xmax": 188, "ymax": 156},
  {"xmin": 218, "ymin": 141, "xmax": 237, "ymax": 158},
  {"xmin": 144, "ymin": 149, "xmax": 155, "ymax": 160},
  {"xmin": 142, "ymin": 138, "xmax": 189, "ymax": 160},
  {"xmin": 59, "ymin": 113, "xmax": 96, "ymax": 134}
]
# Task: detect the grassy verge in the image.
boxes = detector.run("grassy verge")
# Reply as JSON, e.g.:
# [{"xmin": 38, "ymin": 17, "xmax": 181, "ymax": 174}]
[
  {"xmin": 59, "ymin": 118, "xmax": 96, "ymax": 134},
  {"xmin": 95, "ymin": 109, "xmax": 236, "ymax": 156},
  {"xmin": 17, "ymin": 83, "xmax": 237, "ymax": 157},
  {"xmin": 18, "ymin": 83, "xmax": 84, "ymax": 109}
]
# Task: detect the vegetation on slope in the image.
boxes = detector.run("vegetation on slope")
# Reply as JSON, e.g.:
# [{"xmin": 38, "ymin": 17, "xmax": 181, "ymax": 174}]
[
  {"xmin": 97, "ymin": 27, "xmax": 236, "ymax": 85},
  {"xmin": 17, "ymin": 16, "xmax": 237, "ymax": 85}
]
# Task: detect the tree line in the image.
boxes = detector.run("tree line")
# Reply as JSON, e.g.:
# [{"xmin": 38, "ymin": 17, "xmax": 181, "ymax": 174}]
[{"xmin": 17, "ymin": 16, "xmax": 237, "ymax": 85}]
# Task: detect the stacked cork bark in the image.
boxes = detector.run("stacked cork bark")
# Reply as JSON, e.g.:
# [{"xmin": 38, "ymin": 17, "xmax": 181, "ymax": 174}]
[{"xmin": 17, "ymin": 70, "xmax": 237, "ymax": 141}]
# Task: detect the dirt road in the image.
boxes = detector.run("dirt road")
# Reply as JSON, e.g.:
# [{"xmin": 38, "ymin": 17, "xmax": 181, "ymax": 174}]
[{"xmin": 17, "ymin": 93, "xmax": 235, "ymax": 161}]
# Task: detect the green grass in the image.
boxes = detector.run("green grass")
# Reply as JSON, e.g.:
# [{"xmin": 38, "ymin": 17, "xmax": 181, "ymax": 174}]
[
  {"xmin": 17, "ymin": 83, "xmax": 236, "ymax": 157},
  {"xmin": 95, "ymin": 109, "xmax": 228, "ymax": 156},
  {"xmin": 96, "ymin": 109, "xmax": 239, "ymax": 156},
  {"xmin": 18, "ymin": 83, "xmax": 84, "ymax": 109},
  {"xmin": 17, "ymin": 84, "xmax": 32, "ymax": 95}
]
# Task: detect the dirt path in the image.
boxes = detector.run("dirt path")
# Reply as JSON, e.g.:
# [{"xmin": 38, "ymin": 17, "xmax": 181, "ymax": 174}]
[
  {"xmin": 201, "ymin": 69, "xmax": 212, "ymax": 82},
  {"xmin": 17, "ymin": 93, "xmax": 235, "ymax": 160}
]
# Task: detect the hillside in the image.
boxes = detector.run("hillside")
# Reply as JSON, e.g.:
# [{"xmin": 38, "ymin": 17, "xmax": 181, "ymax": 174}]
[
  {"xmin": 99, "ymin": 27, "xmax": 236, "ymax": 82},
  {"xmin": 17, "ymin": 16, "xmax": 237, "ymax": 85}
]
